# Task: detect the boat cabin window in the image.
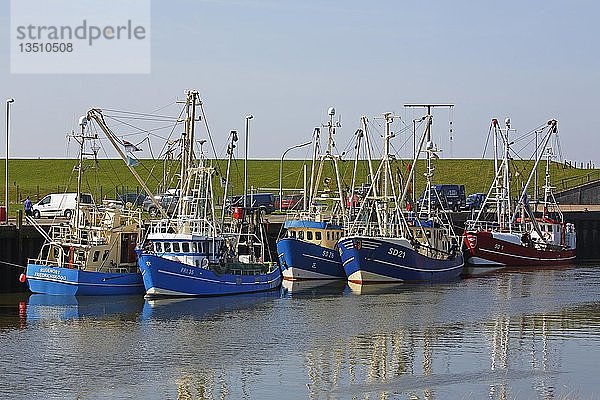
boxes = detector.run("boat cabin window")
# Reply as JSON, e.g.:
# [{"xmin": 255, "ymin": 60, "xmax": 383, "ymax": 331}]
[
  {"xmin": 315, "ymin": 231, "xmax": 322, "ymax": 240},
  {"xmin": 182, "ymin": 242, "xmax": 190, "ymax": 253},
  {"xmin": 92, "ymin": 251, "xmax": 100, "ymax": 262},
  {"xmin": 307, "ymin": 231, "xmax": 313, "ymax": 240},
  {"xmin": 289, "ymin": 230, "xmax": 296, "ymax": 238},
  {"xmin": 164, "ymin": 242, "xmax": 172, "ymax": 252},
  {"xmin": 327, "ymin": 231, "xmax": 330, "ymax": 240},
  {"xmin": 102, "ymin": 250, "xmax": 109, "ymax": 260},
  {"xmin": 173, "ymin": 242, "xmax": 180, "ymax": 253},
  {"xmin": 298, "ymin": 231, "xmax": 304, "ymax": 240}
]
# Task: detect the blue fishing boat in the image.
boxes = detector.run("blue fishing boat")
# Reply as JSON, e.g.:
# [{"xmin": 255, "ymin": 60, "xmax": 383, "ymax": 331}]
[
  {"xmin": 25, "ymin": 265, "xmax": 143, "ymax": 296},
  {"xmin": 277, "ymin": 220, "xmax": 344, "ymax": 280},
  {"xmin": 136, "ymin": 90, "xmax": 281, "ymax": 297},
  {"xmin": 339, "ymin": 110, "xmax": 463, "ymax": 284},
  {"xmin": 276, "ymin": 107, "xmax": 351, "ymax": 280},
  {"xmin": 138, "ymin": 232, "xmax": 281, "ymax": 297},
  {"xmin": 339, "ymin": 235, "xmax": 463, "ymax": 284},
  {"xmin": 25, "ymin": 116, "xmax": 144, "ymax": 296}
]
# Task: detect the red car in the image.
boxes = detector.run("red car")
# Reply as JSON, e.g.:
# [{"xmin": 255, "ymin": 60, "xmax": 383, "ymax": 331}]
[{"xmin": 275, "ymin": 194, "xmax": 304, "ymax": 211}]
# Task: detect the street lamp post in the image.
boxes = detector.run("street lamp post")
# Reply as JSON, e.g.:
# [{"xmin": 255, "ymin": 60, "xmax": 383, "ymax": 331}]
[
  {"xmin": 279, "ymin": 141, "xmax": 312, "ymax": 212},
  {"xmin": 243, "ymin": 114, "xmax": 253, "ymax": 208},
  {"xmin": 5, "ymin": 98, "xmax": 14, "ymax": 223}
]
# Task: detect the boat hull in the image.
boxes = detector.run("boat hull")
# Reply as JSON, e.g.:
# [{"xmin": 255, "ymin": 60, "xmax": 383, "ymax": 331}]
[
  {"xmin": 138, "ymin": 254, "xmax": 282, "ymax": 297},
  {"xmin": 464, "ymin": 230, "xmax": 576, "ymax": 268},
  {"xmin": 25, "ymin": 264, "xmax": 144, "ymax": 296},
  {"xmin": 277, "ymin": 238, "xmax": 344, "ymax": 280},
  {"xmin": 338, "ymin": 236, "xmax": 464, "ymax": 284}
]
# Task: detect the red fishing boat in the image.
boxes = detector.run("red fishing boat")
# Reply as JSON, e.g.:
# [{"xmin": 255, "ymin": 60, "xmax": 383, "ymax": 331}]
[{"xmin": 463, "ymin": 118, "xmax": 576, "ymax": 275}]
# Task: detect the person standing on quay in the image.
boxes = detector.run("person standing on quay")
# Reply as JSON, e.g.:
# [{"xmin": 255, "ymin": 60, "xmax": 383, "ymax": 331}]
[{"xmin": 24, "ymin": 196, "xmax": 33, "ymax": 219}]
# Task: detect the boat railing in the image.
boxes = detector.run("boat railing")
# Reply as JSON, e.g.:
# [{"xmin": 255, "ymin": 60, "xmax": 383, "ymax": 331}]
[
  {"xmin": 27, "ymin": 256, "xmax": 86, "ymax": 270},
  {"xmin": 347, "ymin": 221, "xmax": 396, "ymax": 237},
  {"xmin": 287, "ymin": 210, "xmax": 344, "ymax": 226},
  {"xmin": 147, "ymin": 217, "xmax": 219, "ymax": 235},
  {"xmin": 465, "ymin": 219, "xmax": 528, "ymax": 234},
  {"xmin": 88, "ymin": 206, "xmax": 143, "ymax": 228},
  {"xmin": 50, "ymin": 225, "xmax": 74, "ymax": 242},
  {"xmin": 27, "ymin": 257, "xmax": 61, "ymax": 267}
]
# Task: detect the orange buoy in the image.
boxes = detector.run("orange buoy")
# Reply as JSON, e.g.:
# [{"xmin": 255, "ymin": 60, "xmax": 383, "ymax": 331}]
[{"xmin": 19, "ymin": 273, "xmax": 26, "ymax": 283}]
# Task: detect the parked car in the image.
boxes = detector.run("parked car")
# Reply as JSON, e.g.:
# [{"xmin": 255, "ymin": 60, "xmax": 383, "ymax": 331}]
[
  {"xmin": 32, "ymin": 192, "xmax": 93, "ymax": 219},
  {"xmin": 225, "ymin": 193, "xmax": 275, "ymax": 214},
  {"xmin": 417, "ymin": 184, "xmax": 466, "ymax": 212},
  {"xmin": 117, "ymin": 192, "xmax": 146, "ymax": 207},
  {"xmin": 463, "ymin": 192, "xmax": 487, "ymax": 211},
  {"xmin": 275, "ymin": 194, "xmax": 304, "ymax": 211},
  {"xmin": 143, "ymin": 189, "xmax": 180, "ymax": 217}
]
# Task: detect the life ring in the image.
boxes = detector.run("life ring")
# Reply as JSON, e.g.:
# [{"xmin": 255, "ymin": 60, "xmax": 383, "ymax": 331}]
[
  {"xmin": 543, "ymin": 232, "xmax": 551, "ymax": 240},
  {"xmin": 201, "ymin": 258, "xmax": 209, "ymax": 269}
]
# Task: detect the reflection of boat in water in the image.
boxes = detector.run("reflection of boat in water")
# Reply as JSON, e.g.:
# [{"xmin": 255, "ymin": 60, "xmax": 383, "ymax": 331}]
[
  {"xmin": 281, "ymin": 279, "xmax": 346, "ymax": 297},
  {"xmin": 26, "ymin": 294, "xmax": 144, "ymax": 321},
  {"xmin": 346, "ymin": 281, "xmax": 407, "ymax": 295},
  {"xmin": 142, "ymin": 290, "xmax": 280, "ymax": 321}
]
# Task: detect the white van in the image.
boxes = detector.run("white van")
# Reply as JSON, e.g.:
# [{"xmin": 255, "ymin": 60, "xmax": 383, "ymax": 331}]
[{"xmin": 32, "ymin": 193, "xmax": 94, "ymax": 219}]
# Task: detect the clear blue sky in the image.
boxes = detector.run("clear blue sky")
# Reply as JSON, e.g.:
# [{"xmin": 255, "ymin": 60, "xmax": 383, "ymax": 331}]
[{"xmin": 1, "ymin": 0, "xmax": 599, "ymax": 165}]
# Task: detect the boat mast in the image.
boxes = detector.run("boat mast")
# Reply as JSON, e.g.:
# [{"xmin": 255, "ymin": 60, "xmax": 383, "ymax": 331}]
[
  {"xmin": 361, "ymin": 116, "xmax": 378, "ymax": 199},
  {"xmin": 308, "ymin": 127, "xmax": 320, "ymax": 209},
  {"xmin": 381, "ymin": 112, "xmax": 395, "ymax": 236},
  {"xmin": 178, "ymin": 90, "xmax": 200, "ymax": 217},
  {"xmin": 510, "ymin": 120, "xmax": 557, "ymax": 224},
  {"xmin": 503, "ymin": 118, "xmax": 512, "ymax": 232},
  {"xmin": 492, "ymin": 119, "xmax": 500, "ymax": 225},
  {"xmin": 541, "ymin": 143, "xmax": 564, "ymax": 223},
  {"xmin": 542, "ymin": 146, "xmax": 552, "ymax": 219},
  {"xmin": 309, "ymin": 107, "xmax": 346, "ymax": 218},
  {"xmin": 349, "ymin": 127, "xmax": 363, "ymax": 216},
  {"xmin": 355, "ymin": 116, "xmax": 383, "ymax": 233},
  {"xmin": 73, "ymin": 116, "xmax": 89, "ymax": 241},
  {"xmin": 222, "ymin": 130, "xmax": 238, "ymax": 225},
  {"xmin": 403, "ymin": 104, "xmax": 454, "ymax": 219}
]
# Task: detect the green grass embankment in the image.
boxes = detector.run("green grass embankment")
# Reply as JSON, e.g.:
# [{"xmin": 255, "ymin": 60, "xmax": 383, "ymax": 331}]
[{"xmin": 0, "ymin": 158, "xmax": 597, "ymax": 218}]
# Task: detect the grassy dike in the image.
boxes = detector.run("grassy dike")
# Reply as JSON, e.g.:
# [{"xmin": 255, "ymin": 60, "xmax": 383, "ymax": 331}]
[{"xmin": 0, "ymin": 158, "xmax": 596, "ymax": 218}]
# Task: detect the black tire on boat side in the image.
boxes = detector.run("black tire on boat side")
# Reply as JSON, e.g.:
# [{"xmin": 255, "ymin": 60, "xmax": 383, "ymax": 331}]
[{"xmin": 64, "ymin": 209, "xmax": 73, "ymax": 219}]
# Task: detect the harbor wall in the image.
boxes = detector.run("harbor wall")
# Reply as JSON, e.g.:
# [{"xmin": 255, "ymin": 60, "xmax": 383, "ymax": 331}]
[
  {"xmin": 0, "ymin": 224, "xmax": 45, "ymax": 292},
  {"xmin": 554, "ymin": 180, "xmax": 600, "ymax": 205}
]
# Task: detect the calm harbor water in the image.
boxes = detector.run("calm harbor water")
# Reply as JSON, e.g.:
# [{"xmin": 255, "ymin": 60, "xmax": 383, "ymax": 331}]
[{"xmin": 1, "ymin": 265, "xmax": 600, "ymax": 399}]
